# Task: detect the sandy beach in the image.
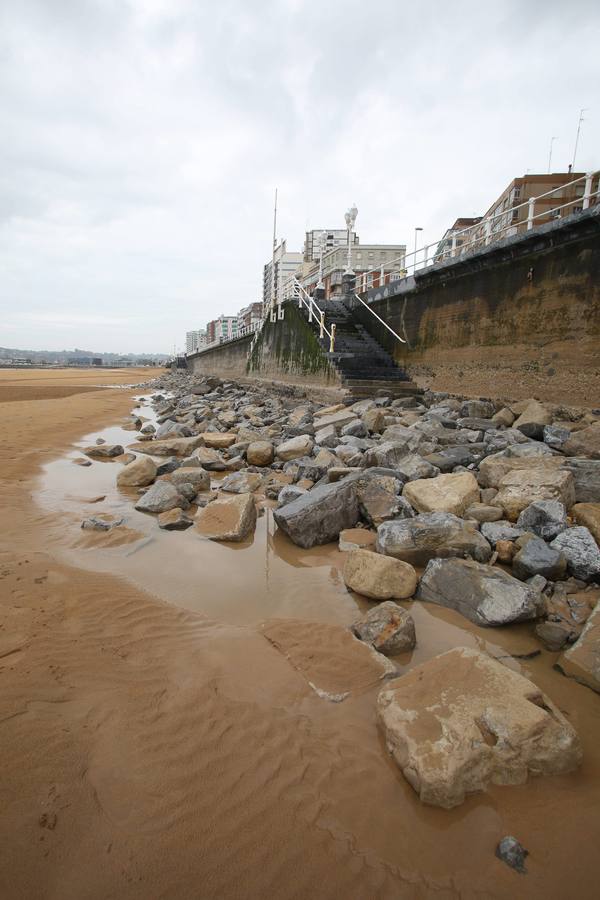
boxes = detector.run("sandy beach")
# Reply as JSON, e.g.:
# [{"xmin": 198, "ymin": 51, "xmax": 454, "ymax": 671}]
[{"xmin": 1, "ymin": 367, "xmax": 599, "ymax": 900}]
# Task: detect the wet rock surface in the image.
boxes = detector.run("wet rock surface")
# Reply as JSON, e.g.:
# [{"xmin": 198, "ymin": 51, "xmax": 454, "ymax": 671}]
[{"xmin": 377, "ymin": 647, "xmax": 582, "ymax": 808}]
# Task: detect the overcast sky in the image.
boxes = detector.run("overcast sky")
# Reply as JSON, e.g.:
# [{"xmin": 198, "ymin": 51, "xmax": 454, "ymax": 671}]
[{"xmin": 1, "ymin": 0, "xmax": 598, "ymax": 354}]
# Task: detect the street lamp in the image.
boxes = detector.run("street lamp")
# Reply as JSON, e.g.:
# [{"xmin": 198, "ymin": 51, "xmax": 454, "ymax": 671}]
[
  {"xmin": 414, "ymin": 226, "xmax": 423, "ymax": 256},
  {"xmin": 344, "ymin": 204, "xmax": 358, "ymax": 274},
  {"xmin": 317, "ymin": 230, "xmax": 326, "ymax": 290}
]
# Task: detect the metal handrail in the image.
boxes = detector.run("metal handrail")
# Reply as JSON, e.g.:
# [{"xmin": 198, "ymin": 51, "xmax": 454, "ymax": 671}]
[
  {"xmin": 331, "ymin": 169, "xmax": 600, "ymax": 292},
  {"xmin": 353, "ymin": 294, "xmax": 406, "ymax": 344}
]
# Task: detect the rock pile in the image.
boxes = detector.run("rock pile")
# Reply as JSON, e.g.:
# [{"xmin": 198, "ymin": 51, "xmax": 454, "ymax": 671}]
[{"xmin": 78, "ymin": 371, "xmax": 600, "ymax": 808}]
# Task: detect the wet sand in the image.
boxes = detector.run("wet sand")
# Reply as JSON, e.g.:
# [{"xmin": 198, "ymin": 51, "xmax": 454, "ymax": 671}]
[{"xmin": 1, "ymin": 368, "xmax": 599, "ymax": 899}]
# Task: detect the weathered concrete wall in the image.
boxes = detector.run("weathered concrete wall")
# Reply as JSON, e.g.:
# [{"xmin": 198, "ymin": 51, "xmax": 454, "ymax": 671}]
[
  {"xmin": 354, "ymin": 208, "xmax": 600, "ymax": 405},
  {"xmin": 187, "ymin": 300, "xmax": 341, "ymax": 393}
]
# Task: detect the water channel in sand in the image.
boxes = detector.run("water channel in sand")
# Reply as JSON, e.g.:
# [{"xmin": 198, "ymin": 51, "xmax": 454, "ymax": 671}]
[{"xmin": 34, "ymin": 391, "xmax": 600, "ymax": 898}]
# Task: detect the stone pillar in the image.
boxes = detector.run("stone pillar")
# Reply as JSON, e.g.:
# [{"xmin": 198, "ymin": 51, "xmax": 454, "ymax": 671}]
[{"xmin": 342, "ymin": 271, "xmax": 356, "ymax": 303}]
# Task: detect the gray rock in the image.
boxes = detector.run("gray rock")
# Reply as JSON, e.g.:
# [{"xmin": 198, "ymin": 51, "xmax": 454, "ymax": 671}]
[
  {"xmin": 543, "ymin": 424, "xmax": 571, "ymax": 451},
  {"xmin": 352, "ymin": 601, "xmax": 416, "ymax": 655},
  {"xmin": 423, "ymin": 446, "xmax": 476, "ymax": 473},
  {"xmin": 220, "ymin": 471, "xmax": 262, "ymax": 493},
  {"xmin": 394, "ymin": 453, "xmax": 438, "ymax": 482},
  {"xmin": 272, "ymin": 469, "xmax": 395, "ymax": 549},
  {"xmin": 516, "ymin": 500, "xmax": 568, "ymax": 541},
  {"xmin": 135, "ymin": 481, "xmax": 186, "ymax": 514},
  {"xmin": 376, "ymin": 512, "xmax": 492, "ymax": 567},
  {"xmin": 550, "ymin": 527, "xmax": 600, "ymax": 582},
  {"xmin": 562, "ymin": 459, "xmax": 600, "ymax": 502},
  {"xmin": 277, "ymin": 485, "xmax": 307, "ymax": 507},
  {"xmin": 512, "ymin": 537, "xmax": 567, "ymax": 581},
  {"xmin": 357, "ymin": 479, "xmax": 407, "ymax": 528},
  {"xmin": 459, "ymin": 400, "xmax": 495, "ymax": 419},
  {"xmin": 83, "ymin": 444, "xmax": 124, "ymax": 459},
  {"xmin": 81, "ymin": 516, "xmax": 124, "ymax": 531},
  {"xmin": 496, "ymin": 836, "xmax": 528, "ymax": 875},
  {"xmin": 481, "ymin": 521, "xmax": 525, "ymax": 547},
  {"xmin": 417, "ymin": 558, "xmax": 544, "ymax": 626},
  {"xmin": 341, "ymin": 419, "xmax": 368, "ymax": 438},
  {"xmin": 156, "ymin": 457, "xmax": 182, "ymax": 476},
  {"xmin": 362, "ymin": 441, "xmax": 409, "ymax": 469}
]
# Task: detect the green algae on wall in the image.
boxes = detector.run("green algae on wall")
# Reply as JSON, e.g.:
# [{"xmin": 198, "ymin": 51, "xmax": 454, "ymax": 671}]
[{"xmin": 246, "ymin": 302, "xmax": 338, "ymax": 383}]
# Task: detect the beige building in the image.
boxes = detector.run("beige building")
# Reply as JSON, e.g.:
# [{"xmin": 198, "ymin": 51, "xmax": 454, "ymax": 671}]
[{"xmin": 302, "ymin": 243, "xmax": 406, "ymax": 298}]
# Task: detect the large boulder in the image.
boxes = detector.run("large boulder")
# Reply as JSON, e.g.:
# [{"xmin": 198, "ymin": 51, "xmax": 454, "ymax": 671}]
[
  {"xmin": 516, "ymin": 499, "xmax": 568, "ymax": 541},
  {"xmin": 562, "ymin": 421, "xmax": 600, "ymax": 459},
  {"xmin": 403, "ymin": 472, "xmax": 479, "ymax": 517},
  {"xmin": 480, "ymin": 520, "xmax": 524, "ymax": 546},
  {"xmin": 129, "ymin": 436, "xmax": 204, "ymax": 457},
  {"xmin": 343, "ymin": 549, "xmax": 417, "ymax": 600},
  {"xmin": 394, "ymin": 453, "xmax": 438, "ymax": 482},
  {"xmin": 556, "ymin": 604, "xmax": 600, "ymax": 693},
  {"xmin": 116, "ymin": 455, "xmax": 157, "ymax": 487},
  {"xmin": 514, "ymin": 400, "xmax": 552, "ymax": 439},
  {"xmin": 276, "ymin": 435, "xmax": 314, "ymax": 462},
  {"xmin": 562, "ymin": 459, "xmax": 600, "ymax": 503},
  {"xmin": 356, "ymin": 478, "xmax": 409, "ymax": 528},
  {"xmin": 169, "ymin": 467, "xmax": 211, "ymax": 490},
  {"xmin": 246, "ymin": 441, "xmax": 274, "ymax": 466},
  {"xmin": 416, "ymin": 557, "xmax": 544, "ymax": 625},
  {"xmin": 362, "ymin": 441, "xmax": 409, "ymax": 469},
  {"xmin": 550, "ymin": 527, "xmax": 600, "ymax": 582},
  {"xmin": 273, "ymin": 475, "xmax": 359, "ymax": 548},
  {"xmin": 314, "ymin": 408, "xmax": 358, "ymax": 431},
  {"xmin": 377, "ymin": 647, "xmax": 581, "ymax": 808},
  {"xmin": 493, "ymin": 468, "xmax": 575, "ymax": 521},
  {"xmin": 194, "ymin": 447, "xmax": 227, "ymax": 471},
  {"xmin": 423, "ymin": 446, "xmax": 477, "ymax": 473},
  {"xmin": 512, "ymin": 536, "xmax": 567, "ymax": 581},
  {"xmin": 362, "ymin": 408, "xmax": 386, "ymax": 434},
  {"xmin": 479, "ymin": 450, "xmax": 561, "ymax": 489},
  {"xmin": 572, "ymin": 503, "xmax": 600, "ymax": 545},
  {"xmin": 195, "ymin": 493, "xmax": 256, "ymax": 542},
  {"xmin": 198, "ymin": 432, "xmax": 238, "ymax": 449},
  {"xmin": 135, "ymin": 481, "xmax": 185, "ymax": 514},
  {"xmin": 352, "ymin": 601, "xmax": 416, "ymax": 654},
  {"xmin": 376, "ymin": 512, "xmax": 492, "ymax": 566},
  {"xmin": 220, "ymin": 471, "xmax": 262, "ymax": 494}
]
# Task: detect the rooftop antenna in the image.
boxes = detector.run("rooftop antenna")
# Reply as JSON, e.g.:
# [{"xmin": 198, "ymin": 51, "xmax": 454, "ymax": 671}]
[
  {"xmin": 547, "ymin": 136, "xmax": 557, "ymax": 173},
  {"xmin": 572, "ymin": 108, "xmax": 588, "ymax": 171},
  {"xmin": 272, "ymin": 187, "xmax": 278, "ymax": 250}
]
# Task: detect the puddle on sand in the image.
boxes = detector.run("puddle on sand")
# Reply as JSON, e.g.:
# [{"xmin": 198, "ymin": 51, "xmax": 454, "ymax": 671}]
[{"xmin": 34, "ymin": 394, "xmax": 600, "ymax": 897}]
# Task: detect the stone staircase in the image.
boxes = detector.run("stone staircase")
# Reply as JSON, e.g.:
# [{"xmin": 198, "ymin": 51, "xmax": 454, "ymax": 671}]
[{"xmin": 300, "ymin": 296, "xmax": 421, "ymax": 399}]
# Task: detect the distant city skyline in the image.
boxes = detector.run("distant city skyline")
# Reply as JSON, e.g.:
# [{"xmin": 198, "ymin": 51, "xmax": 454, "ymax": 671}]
[{"xmin": 1, "ymin": 0, "xmax": 598, "ymax": 353}]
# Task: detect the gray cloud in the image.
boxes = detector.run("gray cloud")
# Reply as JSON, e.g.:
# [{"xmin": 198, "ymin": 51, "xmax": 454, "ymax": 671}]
[{"xmin": 0, "ymin": 0, "xmax": 598, "ymax": 352}]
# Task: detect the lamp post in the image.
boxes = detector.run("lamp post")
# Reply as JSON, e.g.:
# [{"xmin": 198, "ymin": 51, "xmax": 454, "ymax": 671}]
[
  {"xmin": 414, "ymin": 226, "xmax": 423, "ymax": 274},
  {"xmin": 344, "ymin": 204, "xmax": 358, "ymax": 274}
]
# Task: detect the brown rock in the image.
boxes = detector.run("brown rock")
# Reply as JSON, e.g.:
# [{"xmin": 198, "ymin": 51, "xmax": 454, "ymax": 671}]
[
  {"xmin": 198, "ymin": 432, "xmax": 238, "ymax": 449},
  {"xmin": 195, "ymin": 492, "xmax": 256, "ymax": 542},
  {"xmin": 116, "ymin": 455, "xmax": 157, "ymax": 488},
  {"xmin": 496, "ymin": 539, "xmax": 516, "ymax": 564},
  {"xmin": 493, "ymin": 469, "xmax": 576, "ymax": 521},
  {"xmin": 572, "ymin": 503, "xmax": 600, "ymax": 546},
  {"xmin": 556, "ymin": 603, "xmax": 600, "ymax": 693},
  {"xmin": 403, "ymin": 473, "xmax": 479, "ymax": 517},
  {"xmin": 343, "ymin": 549, "xmax": 417, "ymax": 600},
  {"xmin": 352, "ymin": 601, "xmax": 416, "ymax": 654},
  {"xmin": 377, "ymin": 647, "xmax": 582, "ymax": 808},
  {"xmin": 158, "ymin": 508, "xmax": 193, "ymax": 530},
  {"xmin": 246, "ymin": 440, "xmax": 274, "ymax": 466}
]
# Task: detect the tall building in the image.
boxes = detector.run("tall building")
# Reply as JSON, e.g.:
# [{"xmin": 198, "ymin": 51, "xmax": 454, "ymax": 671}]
[
  {"xmin": 263, "ymin": 240, "xmax": 303, "ymax": 311},
  {"xmin": 303, "ymin": 228, "xmax": 358, "ymax": 263},
  {"xmin": 185, "ymin": 330, "xmax": 207, "ymax": 354},
  {"xmin": 237, "ymin": 302, "xmax": 263, "ymax": 331},
  {"xmin": 206, "ymin": 315, "xmax": 238, "ymax": 345},
  {"xmin": 473, "ymin": 171, "xmax": 597, "ymax": 245},
  {"xmin": 302, "ymin": 243, "xmax": 407, "ymax": 298}
]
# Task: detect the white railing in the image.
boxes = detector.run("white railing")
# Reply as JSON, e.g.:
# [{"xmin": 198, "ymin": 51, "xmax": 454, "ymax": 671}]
[
  {"xmin": 278, "ymin": 276, "xmax": 338, "ymax": 351},
  {"xmin": 353, "ymin": 293, "xmax": 406, "ymax": 344},
  {"xmin": 351, "ymin": 170, "xmax": 600, "ymax": 293}
]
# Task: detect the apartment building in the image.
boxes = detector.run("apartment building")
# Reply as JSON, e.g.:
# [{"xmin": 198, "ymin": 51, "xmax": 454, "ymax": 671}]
[
  {"xmin": 262, "ymin": 240, "xmax": 303, "ymax": 311},
  {"xmin": 303, "ymin": 228, "xmax": 359, "ymax": 262},
  {"xmin": 302, "ymin": 243, "xmax": 407, "ymax": 298},
  {"xmin": 185, "ymin": 330, "xmax": 207, "ymax": 354},
  {"xmin": 237, "ymin": 302, "xmax": 263, "ymax": 331},
  {"xmin": 206, "ymin": 315, "xmax": 238, "ymax": 345},
  {"xmin": 475, "ymin": 171, "xmax": 596, "ymax": 243}
]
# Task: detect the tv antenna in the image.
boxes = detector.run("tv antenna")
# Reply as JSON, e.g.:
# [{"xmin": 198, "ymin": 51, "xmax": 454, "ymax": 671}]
[{"xmin": 572, "ymin": 108, "xmax": 588, "ymax": 170}]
